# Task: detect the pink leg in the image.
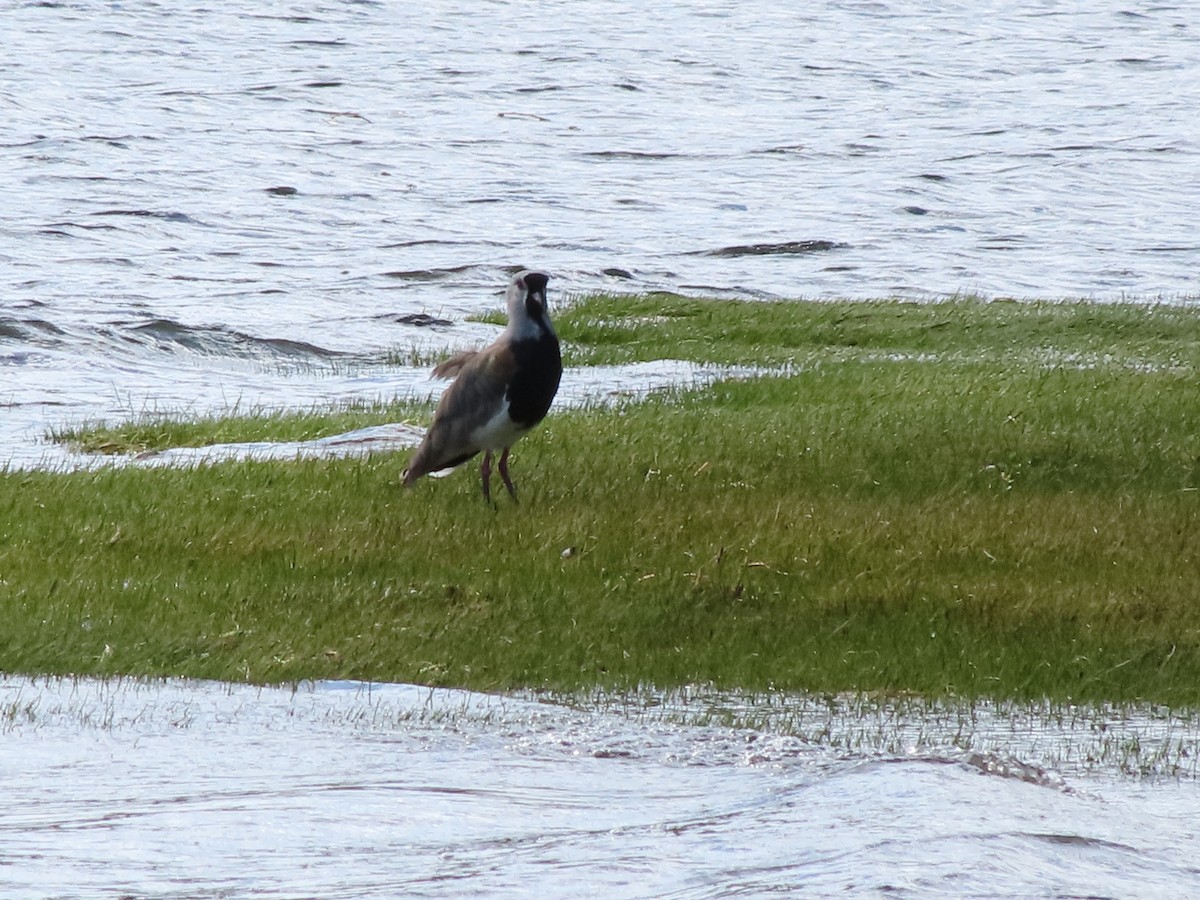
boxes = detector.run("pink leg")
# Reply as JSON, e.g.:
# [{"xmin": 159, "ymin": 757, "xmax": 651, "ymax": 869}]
[
  {"xmin": 480, "ymin": 450, "xmax": 493, "ymax": 502},
  {"xmin": 498, "ymin": 447, "xmax": 518, "ymax": 500}
]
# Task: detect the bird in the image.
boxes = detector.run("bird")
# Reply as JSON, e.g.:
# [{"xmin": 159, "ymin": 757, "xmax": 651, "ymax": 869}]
[{"xmin": 402, "ymin": 269, "xmax": 562, "ymax": 502}]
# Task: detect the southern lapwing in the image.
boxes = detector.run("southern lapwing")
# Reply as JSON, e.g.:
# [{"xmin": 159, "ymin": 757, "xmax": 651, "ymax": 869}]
[{"xmin": 402, "ymin": 270, "xmax": 562, "ymax": 501}]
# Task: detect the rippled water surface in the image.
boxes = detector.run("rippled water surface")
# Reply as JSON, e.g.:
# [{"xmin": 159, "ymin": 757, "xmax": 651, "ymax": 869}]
[
  {"xmin": 3, "ymin": 0, "xmax": 1199, "ymax": 463},
  {"xmin": 3, "ymin": 677, "xmax": 1199, "ymax": 897}
]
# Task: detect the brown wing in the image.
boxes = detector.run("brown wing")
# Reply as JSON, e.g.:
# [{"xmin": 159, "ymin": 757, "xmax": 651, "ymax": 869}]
[
  {"xmin": 403, "ymin": 345, "xmax": 518, "ymax": 483},
  {"xmin": 431, "ymin": 349, "xmax": 480, "ymax": 380}
]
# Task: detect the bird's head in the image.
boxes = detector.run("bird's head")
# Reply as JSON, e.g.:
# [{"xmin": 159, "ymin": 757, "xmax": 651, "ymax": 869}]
[{"xmin": 507, "ymin": 269, "xmax": 554, "ymax": 339}]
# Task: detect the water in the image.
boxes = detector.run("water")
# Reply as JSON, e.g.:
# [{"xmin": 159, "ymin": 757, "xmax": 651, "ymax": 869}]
[
  {"xmin": 2, "ymin": 676, "xmax": 1198, "ymax": 897},
  {"xmin": 3, "ymin": 0, "xmax": 1199, "ymax": 465},
  {"xmin": 4, "ymin": 5, "xmax": 1200, "ymax": 893}
]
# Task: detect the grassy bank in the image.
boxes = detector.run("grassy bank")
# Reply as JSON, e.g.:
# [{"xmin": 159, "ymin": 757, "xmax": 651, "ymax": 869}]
[{"xmin": 6, "ymin": 296, "xmax": 1200, "ymax": 705}]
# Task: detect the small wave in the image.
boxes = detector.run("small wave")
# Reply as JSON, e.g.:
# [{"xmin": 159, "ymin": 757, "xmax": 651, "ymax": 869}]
[{"xmin": 0, "ymin": 317, "xmax": 66, "ymax": 344}]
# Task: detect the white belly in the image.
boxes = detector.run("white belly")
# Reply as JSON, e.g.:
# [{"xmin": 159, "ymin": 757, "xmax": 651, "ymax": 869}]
[{"xmin": 470, "ymin": 399, "xmax": 528, "ymax": 450}]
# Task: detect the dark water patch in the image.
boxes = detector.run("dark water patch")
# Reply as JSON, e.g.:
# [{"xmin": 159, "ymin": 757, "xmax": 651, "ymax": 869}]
[
  {"xmin": 678, "ymin": 283, "xmax": 783, "ymax": 300},
  {"xmin": 497, "ymin": 111, "xmax": 551, "ymax": 122},
  {"xmin": 756, "ymin": 143, "xmax": 808, "ymax": 155},
  {"xmin": 1116, "ymin": 57, "xmax": 1176, "ymax": 69},
  {"xmin": 80, "ymin": 135, "xmax": 132, "ymax": 148},
  {"xmin": 980, "ymin": 236, "xmax": 1029, "ymax": 251},
  {"xmin": 390, "ymin": 312, "xmax": 455, "ymax": 328},
  {"xmin": 91, "ymin": 210, "xmax": 206, "ymax": 226},
  {"xmin": 515, "ymin": 84, "xmax": 565, "ymax": 93},
  {"xmin": 264, "ymin": 186, "xmax": 299, "ymax": 196},
  {"xmin": 255, "ymin": 335, "xmax": 344, "ymax": 358},
  {"xmin": 246, "ymin": 14, "xmax": 320, "ymax": 23},
  {"xmin": 903, "ymin": 206, "xmax": 929, "ymax": 215},
  {"xmin": 304, "ymin": 81, "xmax": 344, "ymax": 88},
  {"xmin": 167, "ymin": 274, "xmax": 248, "ymax": 283},
  {"xmin": 601, "ymin": 267, "xmax": 634, "ymax": 279},
  {"xmin": 918, "ymin": 172, "xmax": 948, "ymax": 181},
  {"xmin": 2, "ymin": 138, "xmax": 49, "ymax": 150},
  {"xmin": 383, "ymin": 265, "xmax": 477, "ymax": 281},
  {"xmin": 466, "ymin": 197, "xmax": 503, "ymax": 204},
  {"xmin": 379, "ymin": 240, "xmax": 451, "ymax": 250},
  {"xmin": 583, "ymin": 150, "xmax": 684, "ymax": 160},
  {"xmin": 1026, "ymin": 832, "xmax": 1139, "ymax": 852},
  {"xmin": 43, "ymin": 175, "xmax": 119, "ymax": 185},
  {"xmin": 613, "ymin": 82, "xmax": 641, "ymax": 91},
  {"xmin": 288, "ymin": 39, "xmax": 351, "ymax": 48},
  {"xmin": 697, "ymin": 240, "xmax": 846, "ymax": 258}
]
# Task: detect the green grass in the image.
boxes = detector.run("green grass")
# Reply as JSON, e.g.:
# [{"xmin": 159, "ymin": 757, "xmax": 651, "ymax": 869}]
[
  {"xmin": 547, "ymin": 292, "xmax": 1200, "ymax": 368},
  {"xmin": 6, "ymin": 295, "xmax": 1200, "ymax": 705}
]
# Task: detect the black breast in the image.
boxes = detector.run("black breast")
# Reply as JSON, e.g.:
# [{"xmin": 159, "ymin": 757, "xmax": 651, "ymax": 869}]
[{"xmin": 506, "ymin": 333, "xmax": 563, "ymax": 428}]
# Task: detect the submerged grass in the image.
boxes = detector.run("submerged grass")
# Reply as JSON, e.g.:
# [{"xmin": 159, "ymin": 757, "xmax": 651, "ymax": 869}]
[
  {"xmin": 50, "ymin": 399, "xmax": 428, "ymax": 456},
  {"xmin": 8, "ymin": 295, "xmax": 1200, "ymax": 706}
]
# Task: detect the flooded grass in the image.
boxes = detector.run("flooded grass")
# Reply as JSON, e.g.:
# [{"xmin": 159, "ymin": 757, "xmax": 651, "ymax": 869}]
[
  {"xmin": 559, "ymin": 685, "xmax": 1200, "ymax": 780},
  {"xmin": 4, "ymin": 673, "xmax": 1196, "ymax": 781},
  {"xmin": 8, "ymin": 296, "xmax": 1200, "ymax": 707},
  {"xmin": 48, "ymin": 399, "xmax": 429, "ymax": 456}
]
